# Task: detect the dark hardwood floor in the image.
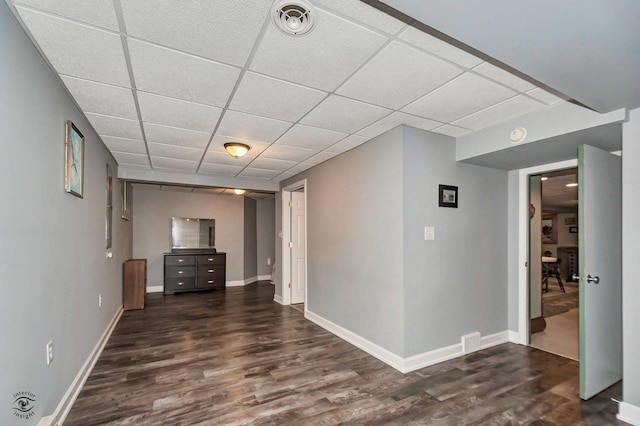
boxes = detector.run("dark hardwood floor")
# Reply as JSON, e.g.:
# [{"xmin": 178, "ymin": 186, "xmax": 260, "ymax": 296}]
[{"xmin": 65, "ymin": 282, "xmax": 624, "ymax": 425}]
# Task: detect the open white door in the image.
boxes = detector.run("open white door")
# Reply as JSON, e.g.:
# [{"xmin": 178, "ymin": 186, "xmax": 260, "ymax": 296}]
[
  {"xmin": 290, "ymin": 191, "xmax": 305, "ymax": 304},
  {"xmin": 578, "ymin": 144, "xmax": 622, "ymax": 400}
]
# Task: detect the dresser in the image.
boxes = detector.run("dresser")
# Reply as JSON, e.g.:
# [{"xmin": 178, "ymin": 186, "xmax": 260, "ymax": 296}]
[{"xmin": 164, "ymin": 251, "xmax": 226, "ymax": 295}]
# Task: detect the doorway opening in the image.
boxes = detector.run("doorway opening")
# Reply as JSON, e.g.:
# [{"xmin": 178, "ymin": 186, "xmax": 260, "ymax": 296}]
[
  {"xmin": 528, "ymin": 168, "xmax": 579, "ymax": 360},
  {"xmin": 281, "ymin": 180, "xmax": 307, "ymax": 308}
]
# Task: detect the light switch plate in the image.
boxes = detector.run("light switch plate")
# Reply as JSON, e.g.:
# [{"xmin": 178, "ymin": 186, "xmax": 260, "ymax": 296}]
[{"xmin": 424, "ymin": 226, "xmax": 435, "ymax": 241}]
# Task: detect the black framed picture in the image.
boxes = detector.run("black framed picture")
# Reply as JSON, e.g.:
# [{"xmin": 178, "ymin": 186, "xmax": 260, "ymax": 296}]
[
  {"xmin": 569, "ymin": 226, "xmax": 578, "ymax": 234},
  {"xmin": 438, "ymin": 184, "xmax": 458, "ymax": 208}
]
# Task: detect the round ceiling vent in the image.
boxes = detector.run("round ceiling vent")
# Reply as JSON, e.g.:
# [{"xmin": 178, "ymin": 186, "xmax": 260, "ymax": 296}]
[
  {"xmin": 509, "ymin": 127, "xmax": 527, "ymax": 144},
  {"xmin": 272, "ymin": 0, "xmax": 317, "ymax": 36}
]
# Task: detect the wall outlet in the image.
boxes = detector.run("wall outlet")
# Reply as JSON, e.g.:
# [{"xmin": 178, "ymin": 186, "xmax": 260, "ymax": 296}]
[
  {"xmin": 98, "ymin": 294, "xmax": 103, "ymax": 307},
  {"xmin": 46, "ymin": 341, "xmax": 53, "ymax": 365},
  {"xmin": 267, "ymin": 258, "xmax": 271, "ymax": 266}
]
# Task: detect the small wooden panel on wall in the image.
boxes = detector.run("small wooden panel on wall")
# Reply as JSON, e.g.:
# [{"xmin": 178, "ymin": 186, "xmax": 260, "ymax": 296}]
[{"xmin": 124, "ymin": 259, "xmax": 146, "ymax": 310}]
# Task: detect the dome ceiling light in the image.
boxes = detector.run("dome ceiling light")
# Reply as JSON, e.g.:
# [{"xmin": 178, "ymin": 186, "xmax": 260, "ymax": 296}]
[{"xmin": 224, "ymin": 142, "xmax": 251, "ymax": 159}]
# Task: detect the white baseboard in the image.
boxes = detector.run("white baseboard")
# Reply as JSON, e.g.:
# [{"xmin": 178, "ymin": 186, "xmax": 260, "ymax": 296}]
[
  {"xmin": 273, "ymin": 294, "xmax": 283, "ymax": 304},
  {"xmin": 146, "ymin": 285, "xmax": 163, "ymax": 293},
  {"xmin": 244, "ymin": 276, "xmax": 258, "ymax": 285},
  {"xmin": 305, "ymin": 310, "xmax": 510, "ymax": 374},
  {"xmin": 305, "ymin": 310, "xmax": 405, "ymax": 371},
  {"xmin": 258, "ymin": 275, "xmax": 271, "ymax": 281},
  {"xmin": 618, "ymin": 401, "xmax": 640, "ymax": 425},
  {"xmin": 508, "ymin": 330, "xmax": 521, "ymax": 344},
  {"xmin": 56, "ymin": 307, "xmax": 123, "ymax": 424},
  {"xmin": 226, "ymin": 280, "xmax": 245, "ymax": 287}
]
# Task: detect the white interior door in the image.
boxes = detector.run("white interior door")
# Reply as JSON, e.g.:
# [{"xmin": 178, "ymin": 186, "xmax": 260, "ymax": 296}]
[
  {"xmin": 290, "ymin": 191, "xmax": 305, "ymax": 304},
  {"xmin": 578, "ymin": 144, "xmax": 622, "ymax": 400}
]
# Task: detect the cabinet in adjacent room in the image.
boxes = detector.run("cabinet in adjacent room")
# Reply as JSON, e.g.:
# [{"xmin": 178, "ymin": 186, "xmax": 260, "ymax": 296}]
[{"xmin": 164, "ymin": 251, "xmax": 226, "ymax": 295}]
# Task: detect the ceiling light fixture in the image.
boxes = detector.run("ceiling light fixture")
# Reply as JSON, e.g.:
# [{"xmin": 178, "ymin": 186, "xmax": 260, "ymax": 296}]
[
  {"xmin": 272, "ymin": 0, "xmax": 317, "ymax": 36},
  {"xmin": 566, "ymin": 183, "xmax": 579, "ymax": 187},
  {"xmin": 233, "ymin": 189, "xmax": 246, "ymax": 195},
  {"xmin": 224, "ymin": 142, "xmax": 250, "ymax": 159},
  {"xmin": 541, "ymin": 176, "xmax": 548, "ymax": 181}
]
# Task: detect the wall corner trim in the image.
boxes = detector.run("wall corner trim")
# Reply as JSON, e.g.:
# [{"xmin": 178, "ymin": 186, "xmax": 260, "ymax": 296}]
[
  {"xmin": 258, "ymin": 275, "xmax": 272, "ymax": 281},
  {"xmin": 244, "ymin": 276, "xmax": 258, "ymax": 285},
  {"xmin": 618, "ymin": 401, "xmax": 640, "ymax": 425},
  {"xmin": 507, "ymin": 330, "xmax": 521, "ymax": 344},
  {"xmin": 226, "ymin": 280, "xmax": 246, "ymax": 287},
  {"xmin": 55, "ymin": 307, "xmax": 123, "ymax": 424}
]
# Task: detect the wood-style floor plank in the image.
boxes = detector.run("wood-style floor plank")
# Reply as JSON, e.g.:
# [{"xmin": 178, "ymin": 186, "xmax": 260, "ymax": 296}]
[{"xmin": 65, "ymin": 282, "xmax": 624, "ymax": 425}]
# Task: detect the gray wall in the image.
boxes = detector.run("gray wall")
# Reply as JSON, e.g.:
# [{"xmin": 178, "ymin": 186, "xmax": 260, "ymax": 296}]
[
  {"xmin": 622, "ymin": 108, "xmax": 640, "ymax": 407},
  {"xmin": 256, "ymin": 197, "xmax": 276, "ymax": 277},
  {"xmin": 507, "ymin": 170, "xmax": 520, "ymax": 331},
  {"xmin": 133, "ymin": 187, "xmax": 244, "ymax": 288},
  {"xmin": 281, "ymin": 127, "xmax": 406, "ymax": 355},
  {"xmin": 0, "ymin": 2, "xmax": 133, "ymax": 423},
  {"xmin": 401, "ymin": 127, "xmax": 508, "ymax": 356},
  {"xmin": 243, "ymin": 197, "xmax": 257, "ymax": 280}
]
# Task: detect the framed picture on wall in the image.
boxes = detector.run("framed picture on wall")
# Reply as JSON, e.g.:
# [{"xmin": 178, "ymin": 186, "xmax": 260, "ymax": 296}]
[
  {"xmin": 64, "ymin": 121, "xmax": 84, "ymax": 198},
  {"xmin": 438, "ymin": 184, "xmax": 458, "ymax": 208},
  {"xmin": 569, "ymin": 226, "xmax": 578, "ymax": 234},
  {"xmin": 542, "ymin": 213, "xmax": 557, "ymax": 243},
  {"xmin": 121, "ymin": 181, "xmax": 132, "ymax": 221}
]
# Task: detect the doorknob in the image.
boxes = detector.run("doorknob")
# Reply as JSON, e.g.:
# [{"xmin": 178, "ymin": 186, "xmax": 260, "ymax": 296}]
[
  {"xmin": 573, "ymin": 274, "xmax": 600, "ymax": 284},
  {"xmin": 587, "ymin": 275, "xmax": 600, "ymax": 284}
]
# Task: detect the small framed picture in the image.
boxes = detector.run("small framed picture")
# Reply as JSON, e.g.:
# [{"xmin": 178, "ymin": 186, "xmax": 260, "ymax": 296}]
[
  {"xmin": 438, "ymin": 184, "xmax": 458, "ymax": 208},
  {"xmin": 65, "ymin": 121, "xmax": 84, "ymax": 198},
  {"xmin": 569, "ymin": 226, "xmax": 578, "ymax": 234}
]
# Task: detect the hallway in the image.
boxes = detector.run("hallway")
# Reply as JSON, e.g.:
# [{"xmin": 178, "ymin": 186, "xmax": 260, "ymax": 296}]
[{"xmin": 65, "ymin": 282, "xmax": 623, "ymax": 425}]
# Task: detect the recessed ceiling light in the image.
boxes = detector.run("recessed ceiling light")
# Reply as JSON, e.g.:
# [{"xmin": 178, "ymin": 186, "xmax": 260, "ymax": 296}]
[{"xmin": 566, "ymin": 183, "xmax": 578, "ymax": 187}]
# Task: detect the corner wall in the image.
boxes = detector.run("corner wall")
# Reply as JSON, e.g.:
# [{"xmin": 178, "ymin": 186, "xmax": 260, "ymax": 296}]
[
  {"xmin": 0, "ymin": 2, "xmax": 132, "ymax": 423},
  {"xmin": 256, "ymin": 197, "xmax": 276, "ymax": 279},
  {"xmin": 244, "ymin": 197, "xmax": 257, "ymax": 282}
]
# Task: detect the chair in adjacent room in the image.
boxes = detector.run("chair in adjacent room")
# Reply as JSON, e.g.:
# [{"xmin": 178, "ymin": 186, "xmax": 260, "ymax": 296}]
[{"xmin": 543, "ymin": 258, "xmax": 565, "ymax": 293}]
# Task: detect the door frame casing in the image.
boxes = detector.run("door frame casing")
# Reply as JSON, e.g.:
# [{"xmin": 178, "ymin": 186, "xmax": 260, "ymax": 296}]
[
  {"xmin": 280, "ymin": 179, "xmax": 307, "ymax": 306},
  {"xmin": 516, "ymin": 159, "xmax": 577, "ymax": 344}
]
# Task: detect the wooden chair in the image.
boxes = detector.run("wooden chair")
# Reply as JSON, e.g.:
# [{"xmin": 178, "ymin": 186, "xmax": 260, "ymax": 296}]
[{"xmin": 543, "ymin": 258, "xmax": 565, "ymax": 293}]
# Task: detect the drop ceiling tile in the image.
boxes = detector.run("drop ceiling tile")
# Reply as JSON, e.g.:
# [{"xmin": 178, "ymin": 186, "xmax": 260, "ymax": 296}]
[
  {"xmin": 15, "ymin": 7, "xmax": 130, "ymax": 86},
  {"xmin": 101, "ymin": 136, "xmax": 146, "ymax": 155},
  {"xmin": 148, "ymin": 143, "xmax": 203, "ymax": 161},
  {"xmin": 301, "ymin": 95, "xmax": 391, "ymax": 133},
  {"xmin": 357, "ymin": 112, "xmax": 441, "ymax": 138},
  {"xmin": 120, "ymin": 0, "xmax": 270, "ymax": 67},
  {"xmin": 152, "ymin": 157, "xmax": 198, "ymax": 172},
  {"xmin": 473, "ymin": 62, "xmax": 537, "ymax": 92},
  {"xmin": 286, "ymin": 162, "xmax": 315, "ymax": 174},
  {"xmin": 238, "ymin": 168, "xmax": 282, "ymax": 179},
  {"xmin": 402, "ymin": 72, "xmax": 517, "ymax": 122},
  {"xmin": 143, "ymin": 123, "xmax": 210, "ymax": 149},
  {"xmin": 229, "ymin": 72, "xmax": 327, "ymax": 122},
  {"xmin": 430, "ymin": 124, "xmax": 471, "ymax": 138},
  {"xmin": 85, "ymin": 113, "xmax": 142, "ymax": 139},
  {"xmin": 398, "ymin": 26, "xmax": 483, "ymax": 69},
  {"xmin": 137, "ymin": 92, "xmax": 221, "ymax": 133},
  {"xmin": 313, "ymin": 0, "xmax": 406, "ymax": 34},
  {"xmin": 198, "ymin": 163, "xmax": 243, "ymax": 176},
  {"xmin": 128, "ymin": 39, "xmax": 240, "ymax": 107},
  {"xmin": 14, "ymin": 0, "xmax": 119, "ymax": 30},
  {"xmin": 203, "ymin": 150, "xmax": 255, "ymax": 167},
  {"xmin": 276, "ymin": 124, "xmax": 347, "ymax": 151},
  {"xmin": 250, "ymin": 9, "xmax": 387, "ymax": 91},
  {"xmin": 208, "ymin": 135, "xmax": 270, "ymax": 157},
  {"xmin": 452, "ymin": 95, "xmax": 546, "ymax": 131},
  {"xmin": 526, "ymin": 88, "xmax": 565, "ymax": 105},
  {"xmin": 325, "ymin": 134, "xmax": 369, "ymax": 154},
  {"xmin": 111, "ymin": 151, "xmax": 150, "ymax": 167},
  {"xmin": 217, "ymin": 110, "xmax": 291, "ymax": 143},
  {"xmin": 249, "ymin": 158, "xmax": 297, "ymax": 172},
  {"xmin": 337, "ymin": 42, "xmax": 462, "ymax": 109},
  {"xmin": 260, "ymin": 144, "xmax": 316, "ymax": 162},
  {"xmin": 305, "ymin": 151, "xmax": 338, "ymax": 165},
  {"xmin": 61, "ymin": 76, "xmax": 137, "ymax": 119}
]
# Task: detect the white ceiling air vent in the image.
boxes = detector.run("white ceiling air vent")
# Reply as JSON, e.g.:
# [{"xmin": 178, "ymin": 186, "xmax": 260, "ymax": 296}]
[{"xmin": 272, "ymin": 0, "xmax": 317, "ymax": 36}]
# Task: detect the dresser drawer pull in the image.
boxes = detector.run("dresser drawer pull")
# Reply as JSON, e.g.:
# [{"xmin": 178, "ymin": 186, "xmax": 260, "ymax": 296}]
[
  {"xmin": 208, "ymin": 269, "xmax": 215, "ymax": 273},
  {"xmin": 208, "ymin": 280, "xmax": 214, "ymax": 284},
  {"xmin": 178, "ymin": 271, "xmax": 184, "ymax": 274},
  {"xmin": 178, "ymin": 259, "xmax": 184, "ymax": 262},
  {"xmin": 177, "ymin": 282, "xmax": 184, "ymax": 286},
  {"xmin": 208, "ymin": 258, "xmax": 214, "ymax": 261}
]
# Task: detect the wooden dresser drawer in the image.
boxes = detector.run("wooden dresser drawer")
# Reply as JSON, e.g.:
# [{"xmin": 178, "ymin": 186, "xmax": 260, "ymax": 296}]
[
  {"xmin": 164, "ymin": 277, "xmax": 196, "ymax": 291},
  {"xmin": 197, "ymin": 264, "xmax": 224, "ymax": 277},
  {"xmin": 197, "ymin": 254, "xmax": 225, "ymax": 266},
  {"xmin": 165, "ymin": 266, "xmax": 195, "ymax": 279},
  {"xmin": 165, "ymin": 255, "xmax": 196, "ymax": 266},
  {"xmin": 197, "ymin": 275, "xmax": 224, "ymax": 289}
]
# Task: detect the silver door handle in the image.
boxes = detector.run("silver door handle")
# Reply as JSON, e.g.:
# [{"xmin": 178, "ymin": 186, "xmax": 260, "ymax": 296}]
[
  {"xmin": 587, "ymin": 275, "xmax": 600, "ymax": 284},
  {"xmin": 572, "ymin": 274, "xmax": 580, "ymax": 281}
]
